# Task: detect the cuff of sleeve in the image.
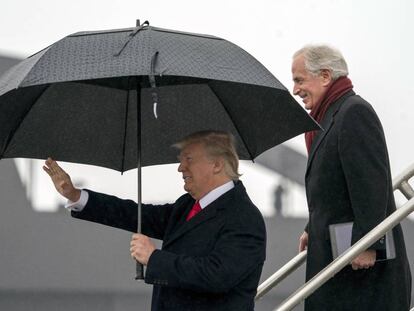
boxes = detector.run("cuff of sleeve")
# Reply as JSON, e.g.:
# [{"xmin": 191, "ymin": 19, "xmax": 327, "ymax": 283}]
[
  {"xmin": 369, "ymin": 236, "xmax": 386, "ymax": 250},
  {"xmin": 145, "ymin": 250, "xmax": 170, "ymax": 286},
  {"xmin": 65, "ymin": 190, "xmax": 89, "ymax": 212}
]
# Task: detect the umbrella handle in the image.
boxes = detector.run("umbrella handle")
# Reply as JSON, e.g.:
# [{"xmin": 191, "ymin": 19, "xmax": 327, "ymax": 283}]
[{"xmin": 135, "ymin": 261, "xmax": 144, "ymax": 280}]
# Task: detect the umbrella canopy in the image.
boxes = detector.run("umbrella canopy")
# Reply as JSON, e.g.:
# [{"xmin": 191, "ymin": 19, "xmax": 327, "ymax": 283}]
[{"xmin": 0, "ymin": 21, "xmax": 318, "ymax": 171}]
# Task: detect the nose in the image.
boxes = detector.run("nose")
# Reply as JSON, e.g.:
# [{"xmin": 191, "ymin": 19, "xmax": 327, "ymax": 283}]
[
  {"xmin": 178, "ymin": 162, "xmax": 184, "ymax": 172},
  {"xmin": 293, "ymin": 83, "xmax": 300, "ymax": 96}
]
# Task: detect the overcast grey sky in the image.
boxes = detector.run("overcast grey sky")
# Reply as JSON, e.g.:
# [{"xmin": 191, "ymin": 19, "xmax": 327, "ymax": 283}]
[{"xmin": 1, "ymin": 0, "xmax": 413, "ymax": 215}]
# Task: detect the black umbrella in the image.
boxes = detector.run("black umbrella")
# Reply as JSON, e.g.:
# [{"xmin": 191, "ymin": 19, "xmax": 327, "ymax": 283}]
[{"xmin": 0, "ymin": 21, "xmax": 319, "ymax": 278}]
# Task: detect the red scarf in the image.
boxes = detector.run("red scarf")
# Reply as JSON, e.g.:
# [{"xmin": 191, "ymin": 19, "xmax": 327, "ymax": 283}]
[{"xmin": 305, "ymin": 76, "xmax": 353, "ymax": 153}]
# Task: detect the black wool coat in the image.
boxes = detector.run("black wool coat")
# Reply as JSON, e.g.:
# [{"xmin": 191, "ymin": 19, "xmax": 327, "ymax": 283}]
[
  {"xmin": 304, "ymin": 90, "xmax": 411, "ymax": 310},
  {"xmin": 72, "ymin": 181, "xmax": 266, "ymax": 311}
]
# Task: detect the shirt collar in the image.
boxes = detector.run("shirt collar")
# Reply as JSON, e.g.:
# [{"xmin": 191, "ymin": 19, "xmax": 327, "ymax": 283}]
[{"xmin": 199, "ymin": 180, "xmax": 235, "ymax": 209}]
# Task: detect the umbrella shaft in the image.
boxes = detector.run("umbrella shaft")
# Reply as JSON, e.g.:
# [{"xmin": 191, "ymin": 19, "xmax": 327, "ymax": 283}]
[
  {"xmin": 136, "ymin": 79, "xmax": 142, "ymax": 234},
  {"xmin": 135, "ymin": 78, "xmax": 144, "ymax": 280}
]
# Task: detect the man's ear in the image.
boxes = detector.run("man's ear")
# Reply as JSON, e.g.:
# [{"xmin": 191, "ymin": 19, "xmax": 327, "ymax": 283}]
[
  {"xmin": 320, "ymin": 69, "xmax": 333, "ymax": 86},
  {"xmin": 213, "ymin": 158, "xmax": 225, "ymax": 174}
]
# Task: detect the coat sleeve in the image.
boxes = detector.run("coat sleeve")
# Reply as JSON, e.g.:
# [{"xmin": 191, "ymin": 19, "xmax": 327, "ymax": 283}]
[
  {"xmin": 71, "ymin": 190, "xmax": 176, "ymax": 240},
  {"xmin": 338, "ymin": 101, "xmax": 389, "ymax": 250},
  {"xmin": 144, "ymin": 206, "xmax": 266, "ymax": 293}
]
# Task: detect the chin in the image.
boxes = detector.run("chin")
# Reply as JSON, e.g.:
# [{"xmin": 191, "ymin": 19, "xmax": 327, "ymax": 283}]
[{"xmin": 305, "ymin": 103, "xmax": 313, "ymax": 110}]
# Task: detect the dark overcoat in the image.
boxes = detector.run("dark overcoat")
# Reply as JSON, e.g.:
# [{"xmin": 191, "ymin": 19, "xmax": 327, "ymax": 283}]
[
  {"xmin": 72, "ymin": 181, "xmax": 266, "ymax": 311},
  {"xmin": 304, "ymin": 90, "xmax": 411, "ymax": 310}
]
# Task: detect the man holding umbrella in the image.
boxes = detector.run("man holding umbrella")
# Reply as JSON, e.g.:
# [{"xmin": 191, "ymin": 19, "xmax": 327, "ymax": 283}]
[{"xmin": 44, "ymin": 130, "xmax": 266, "ymax": 311}]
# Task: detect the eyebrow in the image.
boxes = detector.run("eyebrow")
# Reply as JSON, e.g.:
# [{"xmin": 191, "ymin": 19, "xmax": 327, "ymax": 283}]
[{"xmin": 177, "ymin": 152, "xmax": 191, "ymax": 159}]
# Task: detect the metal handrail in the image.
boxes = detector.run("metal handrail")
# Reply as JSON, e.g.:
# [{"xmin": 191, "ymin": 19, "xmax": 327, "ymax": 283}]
[
  {"xmin": 255, "ymin": 250, "xmax": 307, "ymax": 300},
  {"xmin": 273, "ymin": 163, "xmax": 414, "ymax": 311},
  {"xmin": 275, "ymin": 196, "xmax": 414, "ymax": 311},
  {"xmin": 393, "ymin": 163, "xmax": 414, "ymax": 198}
]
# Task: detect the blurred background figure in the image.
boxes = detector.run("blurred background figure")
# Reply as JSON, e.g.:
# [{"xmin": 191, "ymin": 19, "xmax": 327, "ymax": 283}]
[{"xmin": 273, "ymin": 182, "xmax": 286, "ymax": 217}]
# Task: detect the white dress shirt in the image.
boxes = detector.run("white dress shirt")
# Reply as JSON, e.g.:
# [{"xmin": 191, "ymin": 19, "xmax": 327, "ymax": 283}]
[{"xmin": 198, "ymin": 180, "xmax": 234, "ymax": 209}]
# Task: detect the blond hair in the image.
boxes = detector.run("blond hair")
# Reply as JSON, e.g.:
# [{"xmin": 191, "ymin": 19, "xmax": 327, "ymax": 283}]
[{"xmin": 174, "ymin": 130, "xmax": 241, "ymax": 180}]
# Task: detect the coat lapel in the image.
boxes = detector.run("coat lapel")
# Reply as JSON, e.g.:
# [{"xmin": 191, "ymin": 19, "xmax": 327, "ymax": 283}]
[
  {"xmin": 162, "ymin": 182, "xmax": 245, "ymax": 248},
  {"xmin": 306, "ymin": 91, "xmax": 355, "ymax": 176},
  {"xmin": 162, "ymin": 197, "xmax": 223, "ymax": 248}
]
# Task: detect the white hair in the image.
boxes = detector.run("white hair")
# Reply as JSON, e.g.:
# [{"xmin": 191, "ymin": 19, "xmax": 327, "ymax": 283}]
[{"xmin": 293, "ymin": 44, "xmax": 349, "ymax": 80}]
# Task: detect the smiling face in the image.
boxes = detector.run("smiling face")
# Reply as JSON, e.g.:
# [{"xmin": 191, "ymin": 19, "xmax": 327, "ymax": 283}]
[
  {"xmin": 177, "ymin": 142, "xmax": 224, "ymax": 200},
  {"xmin": 292, "ymin": 54, "xmax": 331, "ymax": 110}
]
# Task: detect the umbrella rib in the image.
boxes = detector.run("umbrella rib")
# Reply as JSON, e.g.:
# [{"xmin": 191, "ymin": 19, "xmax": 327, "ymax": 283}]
[
  {"xmin": 1, "ymin": 85, "xmax": 50, "ymax": 158},
  {"xmin": 208, "ymin": 83, "xmax": 255, "ymax": 161},
  {"xmin": 120, "ymin": 78, "xmax": 130, "ymax": 173}
]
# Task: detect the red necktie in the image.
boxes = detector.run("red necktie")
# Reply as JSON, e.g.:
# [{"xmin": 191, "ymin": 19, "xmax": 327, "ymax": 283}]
[{"xmin": 186, "ymin": 201, "xmax": 202, "ymax": 221}]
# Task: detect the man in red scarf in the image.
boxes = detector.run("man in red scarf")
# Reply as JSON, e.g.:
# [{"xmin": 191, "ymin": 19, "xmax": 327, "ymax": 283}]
[{"xmin": 291, "ymin": 45, "xmax": 411, "ymax": 310}]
